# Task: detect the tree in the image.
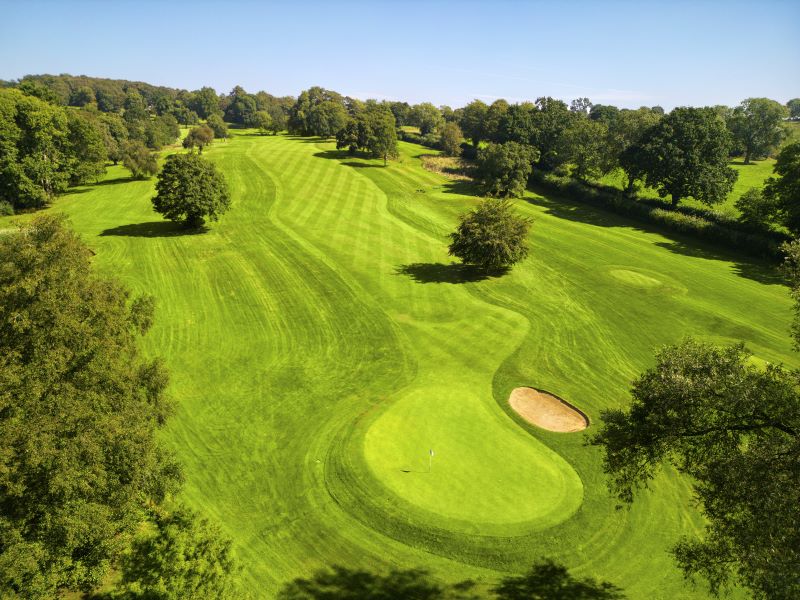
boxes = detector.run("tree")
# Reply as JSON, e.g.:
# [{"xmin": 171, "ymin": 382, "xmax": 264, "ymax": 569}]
[
  {"xmin": 289, "ymin": 87, "xmax": 346, "ymax": 136},
  {"xmin": 623, "ymin": 107, "xmax": 737, "ymax": 207},
  {"xmin": 734, "ymin": 187, "xmax": 778, "ymax": 228},
  {"xmin": 728, "ymin": 98, "xmax": 788, "ymax": 163},
  {"xmin": 65, "ymin": 110, "xmax": 107, "ymax": 185},
  {"xmin": 497, "ymin": 102, "xmax": 537, "ymax": 145},
  {"xmin": 448, "ymin": 198, "xmax": 532, "ymax": 270},
  {"xmin": 98, "ymin": 112, "xmax": 129, "ymax": 164},
  {"xmin": 485, "ymin": 99, "xmax": 509, "ymax": 143},
  {"xmin": 144, "ymin": 114, "xmax": 181, "ymax": 150},
  {"xmin": 70, "ymin": 85, "xmax": 95, "ymax": 107},
  {"xmin": 335, "ymin": 107, "xmax": 398, "ymax": 165},
  {"xmin": 570, "ymin": 97, "xmax": 593, "ymax": 114},
  {"xmin": 152, "ymin": 153, "xmax": 231, "ymax": 227},
  {"xmin": 123, "ymin": 90, "xmax": 149, "ymax": 123},
  {"xmin": 439, "ymin": 121, "xmax": 463, "ymax": 157},
  {"xmin": 560, "ymin": 116, "xmax": 609, "ymax": 181},
  {"xmin": 254, "ymin": 110, "xmax": 273, "ymax": 135},
  {"xmin": 206, "ymin": 113, "xmax": 229, "ymax": 139},
  {"xmin": 476, "ymin": 141, "xmax": 539, "ymax": 198},
  {"xmin": 190, "ymin": 86, "xmax": 220, "ymax": 119},
  {"xmin": 531, "ymin": 96, "xmax": 575, "ymax": 169},
  {"xmin": 611, "ymin": 108, "xmax": 662, "ymax": 192},
  {"xmin": 308, "ymin": 99, "xmax": 349, "ymax": 138},
  {"xmin": 223, "ymin": 86, "xmax": 257, "ymax": 125},
  {"xmin": 0, "ymin": 88, "xmax": 72, "ymax": 209},
  {"xmin": 266, "ymin": 104, "xmax": 288, "ymax": 134},
  {"xmin": 764, "ymin": 142, "xmax": 800, "ymax": 233},
  {"xmin": 0, "ymin": 215, "xmax": 182, "ymax": 598},
  {"xmin": 183, "ymin": 124, "xmax": 215, "ymax": 152},
  {"xmin": 591, "ymin": 339, "xmax": 800, "ymax": 599},
  {"xmin": 411, "ymin": 102, "xmax": 444, "ymax": 135},
  {"xmin": 493, "ymin": 559, "xmax": 626, "ymax": 600},
  {"xmin": 589, "ymin": 104, "xmax": 620, "ymax": 125},
  {"xmin": 460, "ymin": 99, "xmax": 489, "ymax": 148},
  {"xmin": 122, "ymin": 140, "xmax": 158, "ymax": 179},
  {"xmin": 788, "ymin": 98, "xmax": 800, "ymax": 120},
  {"xmin": 121, "ymin": 506, "xmax": 239, "ymax": 600}
]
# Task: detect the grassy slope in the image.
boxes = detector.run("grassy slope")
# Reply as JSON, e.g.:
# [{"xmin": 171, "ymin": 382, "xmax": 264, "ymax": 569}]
[{"xmin": 3, "ymin": 133, "xmax": 794, "ymax": 599}]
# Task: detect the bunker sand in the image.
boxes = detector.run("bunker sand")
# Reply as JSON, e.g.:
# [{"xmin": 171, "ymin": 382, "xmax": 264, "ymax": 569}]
[{"xmin": 509, "ymin": 387, "xmax": 589, "ymax": 432}]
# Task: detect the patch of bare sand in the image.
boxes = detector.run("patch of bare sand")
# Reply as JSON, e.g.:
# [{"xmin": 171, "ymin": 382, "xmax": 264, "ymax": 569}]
[{"xmin": 509, "ymin": 387, "xmax": 588, "ymax": 433}]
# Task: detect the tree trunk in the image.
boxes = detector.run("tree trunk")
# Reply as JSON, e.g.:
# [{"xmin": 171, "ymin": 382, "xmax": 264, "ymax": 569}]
[
  {"xmin": 671, "ymin": 194, "xmax": 680, "ymax": 208},
  {"xmin": 744, "ymin": 149, "xmax": 751, "ymax": 165}
]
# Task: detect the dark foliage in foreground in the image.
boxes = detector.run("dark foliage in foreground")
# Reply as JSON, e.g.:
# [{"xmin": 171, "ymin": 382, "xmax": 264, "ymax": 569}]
[
  {"xmin": 591, "ymin": 339, "xmax": 800, "ymax": 599},
  {"xmin": 0, "ymin": 216, "xmax": 182, "ymax": 598}
]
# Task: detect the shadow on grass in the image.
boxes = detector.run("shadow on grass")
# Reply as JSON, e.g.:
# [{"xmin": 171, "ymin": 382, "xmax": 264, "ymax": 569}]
[
  {"xmin": 278, "ymin": 560, "xmax": 625, "ymax": 599},
  {"xmin": 396, "ymin": 262, "xmax": 506, "ymax": 284},
  {"xmin": 523, "ymin": 182, "xmax": 785, "ymax": 287},
  {"xmin": 100, "ymin": 221, "xmax": 208, "ymax": 238}
]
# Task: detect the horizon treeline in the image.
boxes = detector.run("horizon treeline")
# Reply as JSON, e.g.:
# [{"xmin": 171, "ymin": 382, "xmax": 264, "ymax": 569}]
[{"xmin": 2, "ymin": 73, "xmax": 798, "ymax": 246}]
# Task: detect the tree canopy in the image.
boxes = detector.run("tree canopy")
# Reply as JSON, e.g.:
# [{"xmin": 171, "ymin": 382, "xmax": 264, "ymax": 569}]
[
  {"xmin": 476, "ymin": 141, "xmax": 539, "ymax": 198},
  {"xmin": 121, "ymin": 506, "xmax": 239, "ymax": 599},
  {"xmin": 622, "ymin": 107, "xmax": 737, "ymax": 206},
  {"xmin": 591, "ymin": 339, "xmax": 800, "ymax": 599},
  {"xmin": 439, "ymin": 121, "xmax": 464, "ymax": 157},
  {"xmin": 152, "ymin": 153, "xmax": 231, "ymax": 227},
  {"xmin": 448, "ymin": 198, "xmax": 532, "ymax": 271},
  {"xmin": 182, "ymin": 124, "xmax": 214, "ymax": 153},
  {"xmin": 122, "ymin": 140, "xmax": 159, "ymax": 179},
  {"xmin": 0, "ymin": 215, "xmax": 182, "ymax": 598},
  {"xmin": 764, "ymin": 142, "xmax": 800, "ymax": 234},
  {"xmin": 336, "ymin": 105, "xmax": 398, "ymax": 165},
  {"xmin": 728, "ymin": 97, "xmax": 788, "ymax": 163}
]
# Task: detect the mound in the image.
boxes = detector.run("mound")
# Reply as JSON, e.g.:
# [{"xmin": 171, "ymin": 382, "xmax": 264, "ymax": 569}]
[
  {"xmin": 509, "ymin": 387, "xmax": 589, "ymax": 432},
  {"xmin": 609, "ymin": 268, "xmax": 662, "ymax": 288}
]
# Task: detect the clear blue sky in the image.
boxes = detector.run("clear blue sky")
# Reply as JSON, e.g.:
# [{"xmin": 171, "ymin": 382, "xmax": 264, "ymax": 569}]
[{"xmin": 1, "ymin": 0, "xmax": 798, "ymax": 109}]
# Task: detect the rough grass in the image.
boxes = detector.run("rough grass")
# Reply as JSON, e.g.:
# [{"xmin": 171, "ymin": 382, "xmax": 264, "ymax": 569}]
[{"xmin": 3, "ymin": 133, "xmax": 793, "ymax": 599}]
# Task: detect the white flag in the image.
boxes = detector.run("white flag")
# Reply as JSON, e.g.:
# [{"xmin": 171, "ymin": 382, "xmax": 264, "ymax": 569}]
[{"xmin": 429, "ymin": 449, "xmax": 434, "ymax": 457}]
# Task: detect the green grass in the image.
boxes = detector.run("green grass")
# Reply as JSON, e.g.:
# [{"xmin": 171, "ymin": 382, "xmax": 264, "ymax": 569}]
[{"xmin": 4, "ymin": 132, "xmax": 795, "ymax": 599}]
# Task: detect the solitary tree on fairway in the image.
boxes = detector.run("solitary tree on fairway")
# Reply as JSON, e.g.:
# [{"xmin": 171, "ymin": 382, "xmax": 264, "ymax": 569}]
[
  {"xmin": 476, "ymin": 141, "xmax": 539, "ymax": 197},
  {"xmin": 591, "ymin": 339, "xmax": 800, "ymax": 599},
  {"xmin": 152, "ymin": 153, "xmax": 230, "ymax": 228},
  {"xmin": 624, "ymin": 107, "xmax": 737, "ymax": 207},
  {"xmin": 182, "ymin": 124, "xmax": 214, "ymax": 153},
  {"xmin": 448, "ymin": 198, "xmax": 532, "ymax": 271}
]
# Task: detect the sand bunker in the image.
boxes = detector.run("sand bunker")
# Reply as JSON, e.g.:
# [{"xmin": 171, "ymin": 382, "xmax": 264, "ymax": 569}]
[{"xmin": 509, "ymin": 387, "xmax": 589, "ymax": 433}]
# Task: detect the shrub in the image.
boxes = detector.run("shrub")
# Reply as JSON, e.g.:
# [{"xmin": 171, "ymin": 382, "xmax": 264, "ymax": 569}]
[{"xmin": 0, "ymin": 201, "xmax": 14, "ymax": 216}]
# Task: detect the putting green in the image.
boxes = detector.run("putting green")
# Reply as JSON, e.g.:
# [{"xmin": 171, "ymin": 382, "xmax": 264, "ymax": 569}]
[{"xmin": 364, "ymin": 384, "xmax": 583, "ymax": 529}]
